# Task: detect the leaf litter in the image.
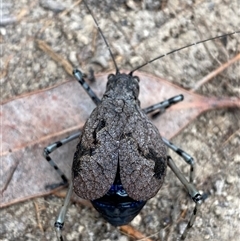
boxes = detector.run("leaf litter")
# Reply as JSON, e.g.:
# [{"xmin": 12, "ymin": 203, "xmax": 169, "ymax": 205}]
[{"xmin": 1, "ymin": 0, "xmax": 239, "ymax": 240}]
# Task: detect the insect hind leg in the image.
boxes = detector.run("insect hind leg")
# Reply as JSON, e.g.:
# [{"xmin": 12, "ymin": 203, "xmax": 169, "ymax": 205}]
[
  {"xmin": 167, "ymin": 156, "xmax": 202, "ymax": 240},
  {"xmin": 54, "ymin": 181, "xmax": 73, "ymax": 241},
  {"xmin": 143, "ymin": 94, "xmax": 183, "ymax": 115},
  {"xmin": 163, "ymin": 138, "xmax": 202, "ymax": 239},
  {"xmin": 43, "ymin": 131, "xmax": 81, "ymax": 188},
  {"xmin": 162, "ymin": 137, "xmax": 195, "ymax": 183}
]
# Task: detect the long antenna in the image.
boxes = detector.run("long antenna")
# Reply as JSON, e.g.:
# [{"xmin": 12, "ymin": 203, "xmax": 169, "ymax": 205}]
[
  {"xmin": 129, "ymin": 31, "xmax": 240, "ymax": 75},
  {"xmin": 83, "ymin": 0, "xmax": 120, "ymax": 74}
]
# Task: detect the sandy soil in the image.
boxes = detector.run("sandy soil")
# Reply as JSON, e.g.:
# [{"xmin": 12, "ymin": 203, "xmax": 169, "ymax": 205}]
[{"xmin": 1, "ymin": 0, "xmax": 240, "ymax": 240}]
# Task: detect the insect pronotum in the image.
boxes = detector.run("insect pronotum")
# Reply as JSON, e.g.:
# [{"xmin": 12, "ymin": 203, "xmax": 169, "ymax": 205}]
[{"xmin": 43, "ymin": 1, "xmax": 240, "ymax": 240}]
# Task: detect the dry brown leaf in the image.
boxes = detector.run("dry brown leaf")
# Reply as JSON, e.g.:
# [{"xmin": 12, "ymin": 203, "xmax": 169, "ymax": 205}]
[{"xmin": 1, "ymin": 71, "xmax": 240, "ymax": 207}]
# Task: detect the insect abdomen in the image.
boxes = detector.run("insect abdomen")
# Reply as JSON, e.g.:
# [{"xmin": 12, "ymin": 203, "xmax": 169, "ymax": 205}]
[{"xmin": 91, "ymin": 182, "xmax": 146, "ymax": 226}]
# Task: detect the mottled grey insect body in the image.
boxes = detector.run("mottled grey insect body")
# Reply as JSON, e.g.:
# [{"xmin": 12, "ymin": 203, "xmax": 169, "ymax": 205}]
[{"xmin": 72, "ymin": 72, "xmax": 167, "ymax": 201}]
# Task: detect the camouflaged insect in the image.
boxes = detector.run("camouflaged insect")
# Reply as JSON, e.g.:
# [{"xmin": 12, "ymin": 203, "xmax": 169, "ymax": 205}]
[{"xmin": 72, "ymin": 73, "xmax": 167, "ymax": 201}]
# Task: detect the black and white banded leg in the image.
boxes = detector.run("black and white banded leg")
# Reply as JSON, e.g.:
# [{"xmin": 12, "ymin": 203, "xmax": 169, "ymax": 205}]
[
  {"xmin": 160, "ymin": 138, "xmax": 202, "ymax": 239},
  {"xmin": 44, "ymin": 69, "xmax": 101, "ymax": 241},
  {"xmin": 43, "ymin": 131, "xmax": 81, "ymax": 188},
  {"xmin": 43, "ymin": 131, "xmax": 81, "ymax": 241},
  {"xmin": 143, "ymin": 94, "xmax": 183, "ymax": 115},
  {"xmin": 167, "ymin": 156, "xmax": 202, "ymax": 240},
  {"xmin": 143, "ymin": 94, "xmax": 201, "ymax": 238},
  {"xmin": 162, "ymin": 137, "xmax": 195, "ymax": 183},
  {"xmin": 55, "ymin": 181, "xmax": 73, "ymax": 241},
  {"xmin": 45, "ymin": 70, "xmax": 99, "ymax": 181},
  {"xmin": 73, "ymin": 69, "xmax": 101, "ymax": 105}
]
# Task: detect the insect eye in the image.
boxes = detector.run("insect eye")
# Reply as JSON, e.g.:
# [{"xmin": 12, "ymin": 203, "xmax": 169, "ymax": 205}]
[
  {"xmin": 107, "ymin": 74, "xmax": 115, "ymax": 89},
  {"xmin": 133, "ymin": 76, "xmax": 140, "ymax": 83},
  {"xmin": 108, "ymin": 74, "xmax": 115, "ymax": 81},
  {"xmin": 130, "ymin": 76, "xmax": 139, "ymax": 98}
]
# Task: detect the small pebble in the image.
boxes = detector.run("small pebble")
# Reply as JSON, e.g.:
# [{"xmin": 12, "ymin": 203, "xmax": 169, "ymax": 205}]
[
  {"xmin": 92, "ymin": 56, "xmax": 109, "ymax": 69},
  {"xmin": 69, "ymin": 51, "xmax": 78, "ymax": 66},
  {"xmin": 204, "ymin": 234, "xmax": 210, "ymax": 240},
  {"xmin": 66, "ymin": 231, "xmax": 79, "ymax": 241},
  {"xmin": 130, "ymin": 56, "xmax": 143, "ymax": 67},
  {"xmin": 40, "ymin": 0, "xmax": 65, "ymax": 13},
  {"xmin": 78, "ymin": 225, "xmax": 84, "ymax": 233},
  {"xmin": 234, "ymin": 154, "xmax": 240, "ymax": 163},
  {"xmin": 118, "ymin": 236, "xmax": 129, "ymax": 241},
  {"xmin": 226, "ymin": 175, "xmax": 235, "ymax": 184},
  {"xmin": 214, "ymin": 206, "xmax": 222, "ymax": 217},
  {"xmin": 131, "ymin": 214, "xmax": 142, "ymax": 226},
  {"xmin": 0, "ymin": 16, "xmax": 17, "ymax": 26},
  {"xmin": 46, "ymin": 60, "xmax": 57, "ymax": 75},
  {"xmin": 179, "ymin": 222, "xmax": 187, "ymax": 235},
  {"xmin": 214, "ymin": 179, "xmax": 224, "ymax": 195},
  {"xmin": 33, "ymin": 63, "xmax": 40, "ymax": 73},
  {"xmin": 0, "ymin": 28, "xmax": 6, "ymax": 35}
]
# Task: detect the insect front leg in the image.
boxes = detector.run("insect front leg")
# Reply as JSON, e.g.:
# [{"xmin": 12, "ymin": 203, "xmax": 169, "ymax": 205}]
[
  {"xmin": 143, "ymin": 94, "xmax": 183, "ymax": 115},
  {"xmin": 73, "ymin": 69, "xmax": 101, "ymax": 105}
]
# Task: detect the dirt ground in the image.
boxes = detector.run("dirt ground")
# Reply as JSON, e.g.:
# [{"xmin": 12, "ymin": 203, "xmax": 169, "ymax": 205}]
[{"xmin": 1, "ymin": 0, "xmax": 240, "ymax": 241}]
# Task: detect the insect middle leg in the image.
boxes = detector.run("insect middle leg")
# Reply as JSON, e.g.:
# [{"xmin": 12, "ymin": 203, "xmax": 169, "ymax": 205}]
[
  {"xmin": 142, "ymin": 94, "xmax": 195, "ymax": 182},
  {"xmin": 44, "ymin": 69, "xmax": 99, "ymax": 180},
  {"xmin": 43, "ymin": 131, "xmax": 81, "ymax": 241},
  {"xmin": 44, "ymin": 70, "xmax": 100, "ymax": 240},
  {"xmin": 43, "ymin": 131, "xmax": 81, "ymax": 188}
]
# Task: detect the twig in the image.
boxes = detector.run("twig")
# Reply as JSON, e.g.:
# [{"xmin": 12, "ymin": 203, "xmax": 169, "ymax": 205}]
[
  {"xmin": 33, "ymin": 200, "xmax": 44, "ymax": 232},
  {"xmin": 119, "ymin": 225, "xmax": 154, "ymax": 241},
  {"xmin": 221, "ymin": 128, "xmax": 240, "ymax": 147},
  {"xmin": 1, "ymin": 160, "xmax": 19, "ymax": 196},
  {"xmin": 36, "ymin": 39, "xmax": 73, "ymax": 76},
  {"xmin": 0, "ymin": 55, "xmax": 13, "ymax": 79},
  {"xmin": 191, "ymin": 53, "xmax": 240, "ymax": 92},
  {"xmin": 59, "ymin": 0, "xmax": 83, "ymax": 17}
]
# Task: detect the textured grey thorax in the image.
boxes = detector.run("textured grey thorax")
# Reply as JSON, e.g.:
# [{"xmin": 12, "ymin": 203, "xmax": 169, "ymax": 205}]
[
  {"xmin": 72, "ymin": 72, "xmax": 167, "ymax": 201},
  {"xmin": 103, "ymin": 73, "xmax": 140, "ymax": 105}
]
